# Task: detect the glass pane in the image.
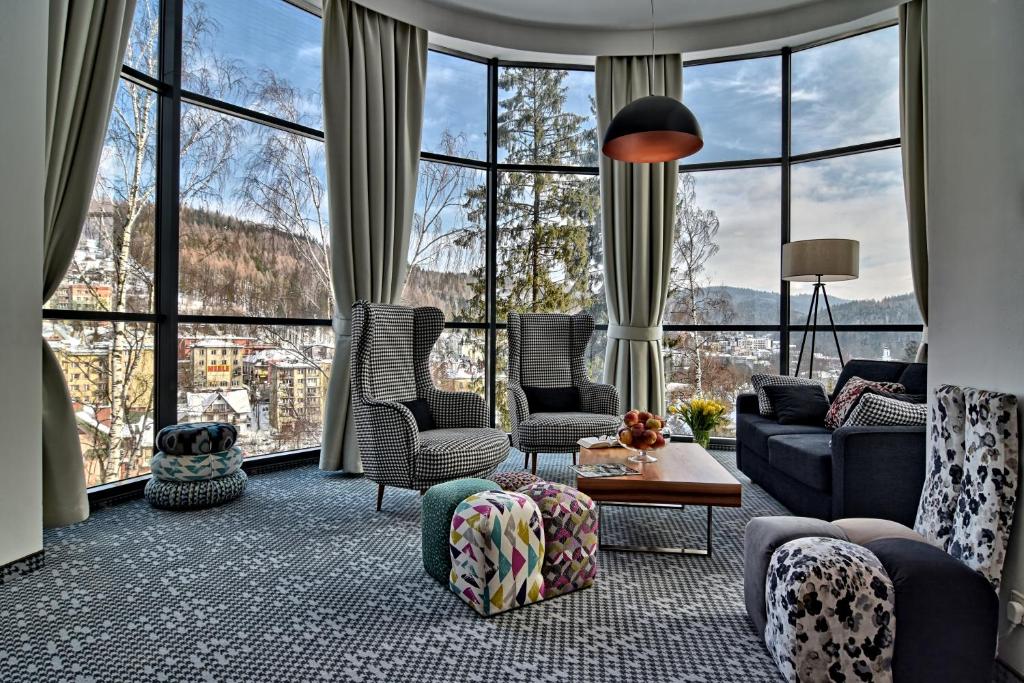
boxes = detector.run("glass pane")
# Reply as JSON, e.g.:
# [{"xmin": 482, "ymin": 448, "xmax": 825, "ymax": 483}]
[
  {"xmin": 179, "ymin": 105, "xmax": 331, "ymax": 319},
  {"xmin": 178, "ymin": 323, "xmax": 334, "ymax": 455},
  {"xmin": 495, "ymin": 329, "xmax": 510, "ymax": 432},
  {"xmin": 666, "ymin": 168, "xmax": 781, "ymax": 326},
  {"xmin": 790, "ymin": 148, "xmax": 920, "ymax": 323},
  {"xmin": 682, "ymin": 57, "xmax": 781, "ymax": 163},
  {"xmin": 423, "ymin": 52, "xmax": 487, "ymax": 160},
  {"xmin": 182, "ymin": 0, "xmax": 322, "ymax": 128},
  {"xmin": 498, "ymin": 68, "xmax": 596, "ymax": 165},
  {"xmin": 788, "ymin": 331, "xmax": 922, "ymax": 388},
  {"xmin": 664, "ymin": 331, "xmax": 780, "ymax": 438},
  {"xmin": 45, "ymin": 319, "xmax": 155, "ymax": 487},
  {"xmin": 430, "ymin": 329, "xmax": 486, "ymax": 397},
  {"xmin": 792, "ymin": 26, "xmax": 899, "ymax": 154},
  {"xmin": 47, "ymin": 79, "xmax": 156, "ymax": 313},
  {"xmin": 401, "ymin": 162, "xmax": 486, "ymax": 321},
  {"xmin": 124, "ymin": 0, "xmax": 159, "ymax": 75},
  {"xmin": 495, "ymin": 172, "xmax": 602, "ymax": 321}
]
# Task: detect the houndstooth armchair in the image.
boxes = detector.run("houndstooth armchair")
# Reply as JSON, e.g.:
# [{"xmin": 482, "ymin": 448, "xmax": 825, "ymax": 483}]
[
  {"xmin": 350, "ymin": 301, "xmax": 509, "ymax": 510},
  {"xmin": 507, "ymin": 312, "xmax": 621, "ymax": 473}
]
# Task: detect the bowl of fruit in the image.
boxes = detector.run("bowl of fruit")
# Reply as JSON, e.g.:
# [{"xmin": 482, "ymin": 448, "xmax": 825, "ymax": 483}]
[{"xmin": 617, "ymin": 410, "xmax": 669, "ymax": 463}]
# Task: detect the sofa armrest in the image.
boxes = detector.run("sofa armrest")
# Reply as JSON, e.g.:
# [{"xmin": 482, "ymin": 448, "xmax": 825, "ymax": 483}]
[
  {"xmin": 865, "ymin": 537, "xmax": 999, "ymax": 683},
  {"xmin": 743, "ymin": 516, "xmax": 848, "ymax": 637},
  {"xmin": 831, "ymin": 425, "xmax": 926, "ymax": 526},
  {"xmin": 736, "ymin": 392, "xmax": 760, "ymax": 416}
]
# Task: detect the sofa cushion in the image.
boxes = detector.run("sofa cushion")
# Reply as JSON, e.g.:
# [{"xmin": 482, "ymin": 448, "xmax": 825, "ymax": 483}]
[
  {"xmin": 523, "ymin": 385, "xmax": 581, "ymax": 413},
  {"xmin": 825, "ymin": 377, "xmax": 905, "ymax": 429},
  {"xmin": 767, "ymin": 434, "xmax": 834, "ymax": 492},
  {"xmin": 736, "ymin": 413, "xmax": 829, "ymax": 459},
  {"xmin": 400, "ymin": 398, "xmax": 436, "ymax": 432},
  {"xmin": 761, "ymin": 384, "xmax": 830, "ymax": 426},
  {"xmin": 897, "ymin": 362, "xmax": 928, "ymax": 395},
  {"xmin": 831, "ymin": 359, "xmax": 908, "ymax": 401},
  {"xmin": 833, "ymin": 517, "xmax": 929, "ymax": 546},
  {"xmin": 842, "ymin": 393, "xmax": 927, "ymax": 428},
  {"xmin": 751, "ymin": 374, "xmax": 825, "ymax": 417}
]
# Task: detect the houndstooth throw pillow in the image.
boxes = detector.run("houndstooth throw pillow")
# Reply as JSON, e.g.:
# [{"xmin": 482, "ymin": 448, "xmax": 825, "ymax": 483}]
[
  {"xmin": 751, "ymin": 374, "xmax": 826, "ymax": 418},
  {"xmin": 825, "ymin": 377, "xmax": 905, "ymax": 429},
  {"xmin": 842, "ymin": 392, "xmax": 927, "ymax": 427}
]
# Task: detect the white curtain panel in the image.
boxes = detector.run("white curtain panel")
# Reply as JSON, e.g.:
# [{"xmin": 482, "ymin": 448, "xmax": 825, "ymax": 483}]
[
  {"xmin": 43, "ymin": 0, "xmax": 136, "ymax": 527},
  {"xmin": 899, "ymin": 0, "xmax": 928, "ymax": 362},
  {"xmin": 595, "ymin": 54, "xmax": 682, "ymax": 414},
  {"xmin": 319, "ymin": 0, "xmax": 427, "ymax": 472}
]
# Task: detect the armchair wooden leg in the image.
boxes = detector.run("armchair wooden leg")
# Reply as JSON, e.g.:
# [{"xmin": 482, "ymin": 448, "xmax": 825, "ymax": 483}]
[
  {"xmin": 376, "ymin": 484, "xmax": 385, "ymax": 511},
  {"xmin": 573, "ymin": 452, "xmax": 577, "ymax": 466},
  {"xmin": 524, "ymin": 451, "xmax": 529, "ymax": 469},
  {"xmin": 531, "ymin": 452, "xmax": 538, "ymax": 475}
]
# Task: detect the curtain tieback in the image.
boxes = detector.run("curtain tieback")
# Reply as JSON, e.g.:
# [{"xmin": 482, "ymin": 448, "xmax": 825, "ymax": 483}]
[
  {"xmin": 607, "ymin": 324, "xmax": 663, "ymax": 342},
  {"xmin": 332, "ymin": 316, "xmax": 352, "ymax": 343}
]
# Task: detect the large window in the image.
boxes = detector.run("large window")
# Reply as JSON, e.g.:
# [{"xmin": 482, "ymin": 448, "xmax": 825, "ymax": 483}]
[{"xmin": 46, "ymin": 5, "xmax": 918, "ymax": 487}]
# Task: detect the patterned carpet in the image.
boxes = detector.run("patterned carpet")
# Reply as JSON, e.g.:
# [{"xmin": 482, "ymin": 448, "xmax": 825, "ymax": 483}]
[{"xmin": 0, "ymin": 449, "xmax": 790, "ymax": 682}]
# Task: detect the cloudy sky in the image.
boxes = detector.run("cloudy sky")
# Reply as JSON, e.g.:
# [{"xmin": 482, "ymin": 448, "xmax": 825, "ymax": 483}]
[{"xmin": 117, "ymin": 1, "xmax": 912, "ymax": 306}]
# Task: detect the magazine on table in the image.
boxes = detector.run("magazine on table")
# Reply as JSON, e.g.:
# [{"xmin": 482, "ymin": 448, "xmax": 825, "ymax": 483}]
[{"xmin": 571, "ymin": 463, "xmax": 640, "ymax": 478}]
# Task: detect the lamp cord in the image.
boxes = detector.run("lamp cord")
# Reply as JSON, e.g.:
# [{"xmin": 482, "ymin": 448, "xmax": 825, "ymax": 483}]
[{"xmin": 649, "ymin": 0, "xmax": 655, "ymax": 93}]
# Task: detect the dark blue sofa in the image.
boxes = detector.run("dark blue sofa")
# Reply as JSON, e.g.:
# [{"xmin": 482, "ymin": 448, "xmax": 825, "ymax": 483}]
[{"xmin": 736, "ymin": 359, "xmax": 927, "ymax": 526}]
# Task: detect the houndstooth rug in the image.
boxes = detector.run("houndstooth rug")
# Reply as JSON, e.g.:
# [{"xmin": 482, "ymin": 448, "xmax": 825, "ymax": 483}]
[{"xmin": 0, "ymin": 449, "xmax": 790, "ymax": 682}]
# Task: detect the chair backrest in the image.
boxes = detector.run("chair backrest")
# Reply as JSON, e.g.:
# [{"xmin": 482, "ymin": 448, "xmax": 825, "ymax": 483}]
[
  {"xmin": 350, "ymin": 300, "xmax": 444, "ymax": 404},
  {"xmin": 507, "ymin": 312, "xmax": 592, "ymax": 389},
  {"xmin": 914, "ymin": 384, "xmax": 1019, "ymax": 590}
]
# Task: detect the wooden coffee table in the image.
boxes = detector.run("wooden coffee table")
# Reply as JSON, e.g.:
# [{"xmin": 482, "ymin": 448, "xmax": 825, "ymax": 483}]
[{"xmin": 575, "ymin": 442, "xmax": 742, "ymax": 556}]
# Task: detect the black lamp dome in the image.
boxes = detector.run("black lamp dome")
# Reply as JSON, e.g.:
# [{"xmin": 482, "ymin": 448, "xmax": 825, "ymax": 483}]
[{"xmin": 601, "ymin": 94, "xmax": 703, "ymax": 163}]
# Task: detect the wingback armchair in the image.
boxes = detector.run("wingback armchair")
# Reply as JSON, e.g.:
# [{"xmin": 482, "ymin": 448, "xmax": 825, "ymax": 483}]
[
  {"xmin": 507, "ymin": 312, "xmax": 621, "ymax": 474},
  {"xmin": 350, "ymin": 301, "xmax": 509, "ymax": 510}
]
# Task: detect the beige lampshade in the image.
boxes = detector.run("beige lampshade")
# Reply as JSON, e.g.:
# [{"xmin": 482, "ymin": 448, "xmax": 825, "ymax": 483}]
[{"xmin": 782, "ymin": 239, "xmax": 860, "ymax": 282}]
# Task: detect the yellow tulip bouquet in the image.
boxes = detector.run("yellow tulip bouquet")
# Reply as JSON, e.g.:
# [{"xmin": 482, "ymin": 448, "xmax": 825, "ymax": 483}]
[{"xmin": 669, "ymin": 397, "xmax": 730, "ymax": 449}]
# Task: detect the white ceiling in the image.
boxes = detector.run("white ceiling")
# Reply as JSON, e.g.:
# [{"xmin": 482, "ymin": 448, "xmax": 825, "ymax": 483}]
[
  {"xmin": 419, "ymin": 0, "xmax": 822, "ymax": 32},
  {"xmin": 303, "ymin": 0, "xmax": 903, "ymax": 61}
]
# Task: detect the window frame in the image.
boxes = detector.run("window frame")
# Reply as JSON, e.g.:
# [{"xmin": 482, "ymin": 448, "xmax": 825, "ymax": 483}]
[{"xmin": 43, "ymin": 1, "xmax": 920, "ymax": 492}]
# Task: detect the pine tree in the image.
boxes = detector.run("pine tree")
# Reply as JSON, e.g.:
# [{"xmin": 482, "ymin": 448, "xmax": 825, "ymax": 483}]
[{"xmin": 460, "ymin": 68, "xmax": 600, "ymax": 322}]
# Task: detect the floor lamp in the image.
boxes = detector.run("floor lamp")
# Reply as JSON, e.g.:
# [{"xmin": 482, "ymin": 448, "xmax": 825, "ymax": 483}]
[{"xmin": 783, "ymin": 239, "xmax": 860, "ymax": 378}]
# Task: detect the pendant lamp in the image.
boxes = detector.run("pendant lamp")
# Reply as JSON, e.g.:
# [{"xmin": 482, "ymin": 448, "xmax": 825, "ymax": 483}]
[{"xmin": 601, "ymin": 0, "xmax": 703, "ymax": 163}]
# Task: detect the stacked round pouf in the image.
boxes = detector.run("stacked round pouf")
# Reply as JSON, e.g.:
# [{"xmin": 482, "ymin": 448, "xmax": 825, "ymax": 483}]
[{"xmin": 144, "ymin": 422, "xmax": 248, "ymax": 510}]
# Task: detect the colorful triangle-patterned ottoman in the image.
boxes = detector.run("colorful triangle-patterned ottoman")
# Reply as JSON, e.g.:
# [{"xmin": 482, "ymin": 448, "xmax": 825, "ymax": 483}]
[
  {"xmin": 449, "ymin": 490, "xmax": 545, "ymax": 616},
  {"xmin": 518, "ymin": 482, "xmax": 599, "ymax": 597}
]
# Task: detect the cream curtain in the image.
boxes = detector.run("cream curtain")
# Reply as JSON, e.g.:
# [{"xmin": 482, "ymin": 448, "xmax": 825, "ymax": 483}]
[
  {"xmin": 319, "ymin": 0, "xmax": 427, "ymax": 472},
  {"xmin": 43, "ymin": 0, "xmax": 136, "ymax": 527},
  {"xmin": 900, "ymin": 0, "xmax": 929, "ymax": 362},
  {"xmin": 596, "ymin": 54, "xmax": 681, "ymax": 414}
]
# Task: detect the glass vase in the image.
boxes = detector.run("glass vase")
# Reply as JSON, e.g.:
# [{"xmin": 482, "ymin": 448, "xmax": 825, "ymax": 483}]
[{"xmin": 692, "ymin": 429, "xmax": 711, "ymax": 449}]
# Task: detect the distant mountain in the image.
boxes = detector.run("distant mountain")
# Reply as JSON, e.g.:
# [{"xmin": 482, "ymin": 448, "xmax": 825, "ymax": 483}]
[{"xmin": 664, "ymin": 285, "xmax": 920, "ymax": 328}]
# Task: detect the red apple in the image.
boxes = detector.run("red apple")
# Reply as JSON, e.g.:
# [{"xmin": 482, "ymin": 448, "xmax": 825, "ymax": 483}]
[
  {"xmin": 637, "ymin": 411, "xmax": 652, "ymax": 423},
  {"xmin": 653, "ymin": 433, "xmax": 667, "ymax": 448},
  {"xmin": 641, "ymin": 429, "xmax": 658, "ymax": 447},
  {"xmin": 631, "ymin": 423, "xmax": 645, "ymax": 436},
  {"xmin": 618, "ymin": 429, "xmax": 633, "ymax": 446},
  {"xmin": 623, "ymin": 410, "xmax": 640, "ymax": 426}
]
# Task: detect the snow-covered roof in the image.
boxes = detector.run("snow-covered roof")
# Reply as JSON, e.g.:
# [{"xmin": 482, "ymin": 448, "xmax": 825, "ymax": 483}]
[{"xmin": 185, "ymin": 388, "xmax": 251, "ymax": 416}]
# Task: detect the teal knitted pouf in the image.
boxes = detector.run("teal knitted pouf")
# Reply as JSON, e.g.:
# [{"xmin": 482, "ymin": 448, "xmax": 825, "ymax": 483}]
[
  {"xmin": 421, "ymin": 478, "xmax": 499, "ymax": 584},
  {"xmin": 144, "ymin": 470, "xmax": 248, "ymax": 510}
]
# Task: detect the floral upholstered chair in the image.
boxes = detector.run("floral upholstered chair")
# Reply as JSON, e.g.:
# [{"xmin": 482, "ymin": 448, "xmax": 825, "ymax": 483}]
[
  {"xmin": 507, "ymin": 312, "xmax": 621, "ymax": 474},
  {"xmin": 350, "ymin": 301, "xmax": 509, "ymax": 510}
]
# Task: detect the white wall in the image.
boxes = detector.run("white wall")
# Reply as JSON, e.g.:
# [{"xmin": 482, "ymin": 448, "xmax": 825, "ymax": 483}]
[
  {"xmin": 0, "ymin": 2, "xmax": 45, "ymax": 567},
  {"xmin": 926, "ymin": 0, "xmax": 1024, "ymax": 671}
]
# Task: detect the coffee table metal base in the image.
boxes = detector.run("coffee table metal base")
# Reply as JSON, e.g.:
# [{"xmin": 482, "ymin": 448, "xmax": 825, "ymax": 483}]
[{"xmin": 597, "ymin": 502, "xmax": 713, "ymax": 557}]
